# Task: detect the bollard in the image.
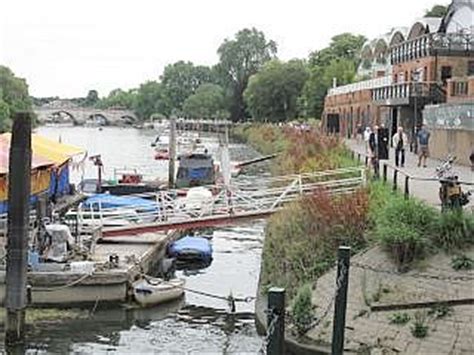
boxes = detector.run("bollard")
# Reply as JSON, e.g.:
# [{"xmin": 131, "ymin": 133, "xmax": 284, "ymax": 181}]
[
  {"xmin": 393, "ymin": 169, "xmax": 398, "ymax": 191},
  {"xmin": 331, "ymin": 246, "xmax": 351, "ymax": 355},
  {"xmin": 357, "ymin": 154, "xmax": 361, "ymax": 164},
  {"xmin": 383, "ymin": 164, "xmax": 387, "ymax": 183},
  {"xmin": 404, "ymin": 176, "xmax": 410, "ymax": 200},
  {"xmin": 267, "ymin": 287, "xmax": 285, "ymax": 355}
]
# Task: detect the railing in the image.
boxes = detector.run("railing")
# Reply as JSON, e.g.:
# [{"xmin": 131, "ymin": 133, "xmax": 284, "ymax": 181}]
[
  {"xmin": 371, "ymin": 81, "xmax": 446, "ymax": 103},
  {"xmin": 327, "ymin": 76, "xmax": 392, "ymax": 96},
  {"xmin": 349, "ymin": 150, "xmax": 474, "ymax": 202},
  {"xmin": 390, "ymin": 32, "xmax": 473, "ymax": 64}
]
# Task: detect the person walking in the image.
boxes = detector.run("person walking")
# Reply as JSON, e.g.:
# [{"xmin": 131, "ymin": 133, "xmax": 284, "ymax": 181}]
[
  {"xmin": 392, "ymin": 126, "xmax": 408, "ymax": 167},
  {"xmin": 416, "ymin": 124, "xmax": 430, "ymax": 168},
  {"xmin": 364, "ymin": 126, "xmax": 371, "ymax": 154},
  {"xmin": 368, "ymin": 125, "xmax": 380, "ymax": 178}
]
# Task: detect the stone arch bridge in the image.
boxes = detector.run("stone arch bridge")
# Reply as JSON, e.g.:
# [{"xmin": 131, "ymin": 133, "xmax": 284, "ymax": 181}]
[{"xmin": 34, "ymin": 107, "xmax": 138, "ymax": 126}]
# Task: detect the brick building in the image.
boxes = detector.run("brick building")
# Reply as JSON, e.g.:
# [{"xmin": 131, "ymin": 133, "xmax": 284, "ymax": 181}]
[{"xmin": 322, "ymin": 0, "xmax": 474, "ymax": 164}]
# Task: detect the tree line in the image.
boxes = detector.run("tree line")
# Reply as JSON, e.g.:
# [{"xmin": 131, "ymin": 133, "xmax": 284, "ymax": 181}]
[{"xmin": 91, "ymin": 28, "xmax": 366, "ymax": 123}]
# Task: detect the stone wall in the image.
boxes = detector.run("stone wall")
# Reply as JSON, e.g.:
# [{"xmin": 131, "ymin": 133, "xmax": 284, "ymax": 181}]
[{"xmin": 429, "ymin": 128, "xmax": 473, "ymax": 165}]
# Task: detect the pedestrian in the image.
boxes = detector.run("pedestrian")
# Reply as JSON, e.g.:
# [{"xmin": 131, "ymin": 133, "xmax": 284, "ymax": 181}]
[
  {"xmin": 363, "ymin": 127, "xmax": 371, "ymax": 154},
  {"xmin": 416, "ymin": 124, "xmax": 430, "ymax": 168},
  {"xmin": 368, "ymin": 125, "xmax": 380, "ymax": 178},
  {"xmin": 356, "ymin": 124, "xmax": 363, "ymax": 143},
  {"xmin": 392, "ymin": 126, "xmax": 408, "ymax": 168}
]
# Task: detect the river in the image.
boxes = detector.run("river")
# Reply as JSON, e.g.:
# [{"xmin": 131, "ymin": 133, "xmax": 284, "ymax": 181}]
[{"xmin": 6, "ymin": 126, "xmax": 266, "ymax": 354}]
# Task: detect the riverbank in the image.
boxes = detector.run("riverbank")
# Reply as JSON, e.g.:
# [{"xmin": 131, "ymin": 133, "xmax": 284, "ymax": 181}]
[{"xmin": 234, "ymin": 124, "xmax": 474, "ymax": 354}]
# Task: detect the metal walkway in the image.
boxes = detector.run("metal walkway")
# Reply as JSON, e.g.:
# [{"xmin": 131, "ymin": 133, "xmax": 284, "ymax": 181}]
[{"xmin": 70, "ymin": 167, "xmax": 366, "ymax": 237}]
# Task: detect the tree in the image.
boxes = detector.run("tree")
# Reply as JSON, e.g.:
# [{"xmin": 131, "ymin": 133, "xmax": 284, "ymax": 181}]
[
  {"xmin": 425, "ymin": 4, "xmax": 448, "ymax": 18},
  {"xmin": 244, "ymin": 59, "xmax": 308, "ymax": 122},
  {"xmin": 84, "ymin": 89, "xmax": 99, "ymax": 106},
  {"xmin": 133, "ymin": 81, "xmax": 172, "ymax": 120},
  {"xmin": 0, "ymin": 65, "xmax": 33, "ymax": 131},
  {"xmin": 161, "ymin": 61, "xmax": 215, "ymax": 114},
  {"xmin": 98, "ymin": 88, "xmax": 136, "ymax": 109},
  {"xmin": 302, "ymin": 33, "xmax": 366, "ymax": 119},
  {"xmin": 217, "ymin": 28, "xmax": 277, "ymax": 122},
  {"xmin": 183, "ymin": 84, "xmax": 227, "ymax": 119}
]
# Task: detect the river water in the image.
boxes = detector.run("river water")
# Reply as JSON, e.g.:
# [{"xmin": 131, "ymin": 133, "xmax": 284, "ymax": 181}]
[{"xmin": 6, "ymin": 126, "xmax": 266, "ymax": 354}]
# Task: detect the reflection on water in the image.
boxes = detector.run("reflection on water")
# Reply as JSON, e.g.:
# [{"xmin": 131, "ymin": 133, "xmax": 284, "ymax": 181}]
[{"xmin": 6, "ymin": 126, "xmax": 266, "ymax": 354}]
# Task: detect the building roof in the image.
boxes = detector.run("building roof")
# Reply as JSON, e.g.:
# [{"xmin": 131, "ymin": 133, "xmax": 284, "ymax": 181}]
[{"xmin": 0, "ymin": 133, "xmax": 85, "ymax": 175}]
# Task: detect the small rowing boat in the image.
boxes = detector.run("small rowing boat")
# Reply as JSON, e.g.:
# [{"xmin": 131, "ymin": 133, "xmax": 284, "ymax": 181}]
[{"xmin": 133, "ymin": 277, "xmax": 185, "ymax": 307}]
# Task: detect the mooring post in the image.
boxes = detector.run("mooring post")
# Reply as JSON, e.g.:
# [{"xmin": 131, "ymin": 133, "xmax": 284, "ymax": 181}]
[
  {"xmin": 168, "ymin": 117, "xmax": 177, "ymax": 189},
  {"xmin": 5, "ymin": 112, "xmax": 32, "ymax": 345},
  {"xmin": 267, "ymin": 287, "xmax": 285, "ymax": 355},
  {"xmin": 404, "ymin": 176, "xmax": 410, "ymax": 200},
  {"xmin": 331, "ymin": 246, "xmax": 351, "ymax": 355},
  {"xmin": 393, "ymin": 169, "xmax": 398, "ymax": 191}
]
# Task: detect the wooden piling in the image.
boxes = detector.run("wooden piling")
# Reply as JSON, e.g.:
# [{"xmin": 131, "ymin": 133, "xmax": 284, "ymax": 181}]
[
  {"xmin": 5, "ymin": 112, "xmax": 32, "ymax": 344},
  {"xmin": 168, "ymin": 117, "xmax": 177, "ymax": 189}
]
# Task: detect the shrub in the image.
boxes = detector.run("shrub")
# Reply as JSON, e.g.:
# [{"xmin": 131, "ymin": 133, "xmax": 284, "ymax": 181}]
[
  {"xmin": 291, "ymin": 284, "xmax": 314, "ymax": 335},
  {"xmin": 373, "ymin": 197, "xmax": 438, "ymax": 268},
  {"xmin": 433, "ymin": 210, "xmax": 474, "ymax": 251},
  {"xmin": 263, "ymin": 189, "xmax": 370, "ymax": 296}
]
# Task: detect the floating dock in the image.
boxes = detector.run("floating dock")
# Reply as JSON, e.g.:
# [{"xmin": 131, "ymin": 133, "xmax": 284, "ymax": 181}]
[{"xmin": 0, "ymin": 231, "xmax": 179, "ymax": 306}]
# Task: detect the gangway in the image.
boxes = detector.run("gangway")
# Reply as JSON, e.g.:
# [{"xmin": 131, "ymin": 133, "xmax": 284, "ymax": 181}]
[{"xmin": 82, "ymin": 167, "xmax": 366, "ymax": 237}]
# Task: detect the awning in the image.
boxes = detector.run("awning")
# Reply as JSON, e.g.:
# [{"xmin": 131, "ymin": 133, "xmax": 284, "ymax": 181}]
[
  {"xmin": 0, "ymin": 133, "xmax": 85, "ymax": 167},
  {"xmin": 0, "ymin": 135, "xmax": 53, "ymax": 174}
]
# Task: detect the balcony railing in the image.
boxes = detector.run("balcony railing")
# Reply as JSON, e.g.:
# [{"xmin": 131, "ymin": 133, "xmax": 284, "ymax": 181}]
[
  {"xmin": 327, "ymin": 76, "xmax": 392, "ymax": 96},
  {"xmin": 372, "ymin": 82, "xmax": 446, "ymax": 105},
  {"xmin": 390, "ymin": 32, "xmax": 473, "ymax": 64}
]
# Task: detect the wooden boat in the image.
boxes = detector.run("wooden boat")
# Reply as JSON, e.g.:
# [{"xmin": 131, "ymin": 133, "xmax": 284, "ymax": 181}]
[{"xmin": 133, "ymin": 277, "xmax": 185, "ymax": 306}]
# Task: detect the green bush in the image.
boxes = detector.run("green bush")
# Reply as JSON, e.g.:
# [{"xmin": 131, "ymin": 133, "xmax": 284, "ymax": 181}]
[
  {"xmin": 373, "ymin": 197, "xmax": 437, "ymax": 267},
  {"xmin": 433, "ymin": 211, "xmax": 474, "ymax": 251},
  {"xmin": 291, "ymin": 284, "xmax": 314, "ymax": 335}
]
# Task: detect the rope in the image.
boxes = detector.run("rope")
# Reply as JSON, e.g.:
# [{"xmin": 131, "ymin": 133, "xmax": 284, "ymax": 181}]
[
  {"xmin": 31, "ymin": 273, "xmax": 91, "ymax": 292},
  {"xmin": 142, "ymin": 276, "xmax": 255, "ymax": 304}
]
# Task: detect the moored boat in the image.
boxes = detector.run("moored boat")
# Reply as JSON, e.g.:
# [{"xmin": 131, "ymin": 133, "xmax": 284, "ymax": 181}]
[
  {"xmin": 133, "ymin": 277, "xmax": 185, "ymax": 306},
  {"xmin": 168, "ymin": 236, "xmax": 213, "ymax": 265}
]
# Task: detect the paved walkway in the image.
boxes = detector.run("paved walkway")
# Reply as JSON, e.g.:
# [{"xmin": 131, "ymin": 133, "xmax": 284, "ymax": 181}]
[
  {"xmin": 345, "ymin": 139, "xmax": 473, "ymax": 210},
  {"xmin": 305, "ymin": 246, "xmax": 474, "ymax": 354}
]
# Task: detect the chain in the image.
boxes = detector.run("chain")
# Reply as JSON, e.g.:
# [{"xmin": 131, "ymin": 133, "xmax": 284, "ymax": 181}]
[
  {"xmin": 259, "ymin": 309, "xmax": 280, "ymax": 355},
  {"xmin": 351, "ymin": 261, "xmax": 474, "ymax": 282}
]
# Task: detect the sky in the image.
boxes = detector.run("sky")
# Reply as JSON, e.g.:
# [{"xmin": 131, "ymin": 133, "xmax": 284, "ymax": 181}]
[{"xmin": 0, "ymin": 0, "xmax": 441, "ymax": 98}]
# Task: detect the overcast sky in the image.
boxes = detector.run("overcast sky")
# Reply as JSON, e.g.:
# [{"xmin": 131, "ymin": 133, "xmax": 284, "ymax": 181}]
[{"xmin": 0, "ymin": 0, "xmax": 441, "ymax": 98}]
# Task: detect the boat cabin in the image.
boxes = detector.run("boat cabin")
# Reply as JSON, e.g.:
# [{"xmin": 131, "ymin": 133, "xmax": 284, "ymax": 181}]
[{"xmin": 176, "ymin": 153, "xmax": 215, "ymax": 188}]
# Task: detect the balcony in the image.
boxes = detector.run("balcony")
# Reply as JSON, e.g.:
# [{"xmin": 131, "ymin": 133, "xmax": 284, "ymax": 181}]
[
  {"xmin": 327, "ymin": 76, "xmax": 392, "ymax": 96},
  {"xmin": 372, "ymin": 82, "xmax": 446, "ymax": 106},
  {"xmin": 390, "ymin": 32, "xmax": 473, "ymax": 64}
]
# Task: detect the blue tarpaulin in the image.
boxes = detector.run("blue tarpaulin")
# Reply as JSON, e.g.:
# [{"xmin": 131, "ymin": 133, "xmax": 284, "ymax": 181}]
[
  {"xmin": 82, "ymin": 194, "xmax": 159, "ymax": 213},
  {"xmin": 168, "ymin": 236, "xmax": 213, "ymax": 263}
]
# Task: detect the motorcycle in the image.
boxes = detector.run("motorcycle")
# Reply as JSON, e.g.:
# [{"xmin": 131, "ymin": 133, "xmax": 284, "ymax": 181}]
[{"xmin": 435, "ymin": 155, "xmax": 471, "ymax": 210}]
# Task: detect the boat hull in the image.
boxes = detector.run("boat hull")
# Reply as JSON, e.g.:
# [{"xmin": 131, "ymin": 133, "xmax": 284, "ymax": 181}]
[{"xmin": 133, "ymin": 278, "xmax": 185, "ymax": 307}]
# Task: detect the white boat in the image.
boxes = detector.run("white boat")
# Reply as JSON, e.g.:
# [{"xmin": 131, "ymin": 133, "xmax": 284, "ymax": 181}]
[{"xmin": 133, "ymin": 277, "xmax": 185, "ymax": 307}]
